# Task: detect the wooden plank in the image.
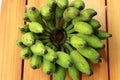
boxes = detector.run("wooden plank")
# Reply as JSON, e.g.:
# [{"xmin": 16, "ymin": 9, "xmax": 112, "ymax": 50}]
[
  {"xmin": 0, "ymin": 0, "xmax": 26, "ymax": 80},
  {"xmin": 82, "ymin": 0, "xmax": 109, "ymax": 80},
  {"xmin": 23, "ymin": 0, "xmax": 50, "ymax": 80},
  {"xmin": 107, "ymin": 0, "xmax": 120, "ymax": 80}
]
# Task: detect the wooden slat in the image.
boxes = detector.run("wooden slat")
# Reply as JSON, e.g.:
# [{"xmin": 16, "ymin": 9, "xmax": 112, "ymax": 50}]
[
  {"xmin": 82, "ymin": 0, "xmax": 109, "ymax": 80},
  {"xmin": 23, "ymin": 0, "xmax": 50, "ymax": 80},
  {"xmin": 0, "ymin": 0, "xmax": 26, "ymax": 80},
  {"xmin": 107, "ymin": 0, "xmax": 120, "ymax": 80}
]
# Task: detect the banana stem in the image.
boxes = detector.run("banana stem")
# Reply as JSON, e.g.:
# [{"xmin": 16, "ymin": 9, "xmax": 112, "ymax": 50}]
[
  {"xmin": 39, "ymin": 35, "xmax": 50, "ymax": 40},
  {"xmin": 61, "ymin": 46, "xmax": 65, "ymax": 52},
  {"xmin": 67, "ymin": 28, "xmax": 75, "ymax": 34},
  {"xmin": 56, "ymin": 17, "xmax": 60, "ymax": 28},
  {"xmin": 64, "ymin": 43, "xmax": 74, "ymax": 52},
  {"xmin": 42, "ymin": 39, "xmax": 50, "ymax": 44},
  {"xmin": 65, "ymin": 24, "xmax": 74, "ymax": 31},
  {"xmin": 47, "ymin": 21, "xmax": 54, "ymax": 31},
  {"xmin": 63, "ymin": 22, "xmax": 68, "ymax": 29}
]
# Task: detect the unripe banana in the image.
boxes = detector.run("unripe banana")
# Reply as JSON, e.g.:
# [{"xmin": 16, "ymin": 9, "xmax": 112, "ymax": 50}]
[
  {"xmin": 70, "ymin": 50, "xmax": 93, "ymax": 75},
  {"xmin": 40, "ymin": 5, "xmax": 53, "ymax": 20},
  {"xmin": 56, "ymin": 51, "xmax": 73, "ymax": 68},
  {"xmin": 21, "ymin": 32, "xmax": 35, "ymax": 46},
  {"xmin": 43, "ymin": 46, "xmax": 57, "ymax": 62},
  {"xmin": 29, "ymin": 22, "xmax": 44, "ymax": 33},
  {"xmin": 74, "ymin": 22, "xmax": 93, "ymax": 35},
  {"xmin": 77, "ymin": 46, "xmax": 100, "ymax": 60},
  {"xmin": 95, "ymin": 30, "xmax": 112, "ymax": 40},
  {"xmin": 53, "ymin": 66, "xmax": 66, "ymax": 80},
  {"xmin": 43, "ymin": 59, "xmax": 56, "ymax": 75},
  {"xmin": 30, "ymin": 55, "xmax": 42, "ymax": 69},
  {"xmin": 30, "ymin": 40, "xmax": 47, "ymax": 56},
  {"xmin": 16, "ymin": 38, "xmax": 26, "ymax": 48},
  {"xmin": 88, "ymin": 19, "xmax": 101, "ymax": 29},
  {"xmin": 23, "ymin": 13, "xmax": 31, "ymax": 22},
  {"xmin": 72, "ymin": 9, "xmax": 97, "ymax": 25},
  {"xmin": 70, "ymin": 35, "xmax": 87, "ymax": 48},
  {"xmin": 70, "ymin": 0, "xmax": 85, "ymax": 10},
  {"xmin": 63, "ymin": 7, "xmax": 80, "ymax": 22},
  {"xmin": 55, "ymin": 0, "xmax": 68, "ymax": 9},
  {"xmin": 68, "ymin": 66, "xmax": 79, "ymax": 80},
  {"xmin": 19, "ymin": 24, "xmax": 29, "ymax": 34},
  {"xmin": 77, "ymin": 33, "xmax": 104, "ymax": 49},
  {"xmin": 27, "ymin": 7, "xmax": 43, "ymax": 24},
  {"xmin": 20, "ymin": 47, "xmax": 33, "ymax": 59}
]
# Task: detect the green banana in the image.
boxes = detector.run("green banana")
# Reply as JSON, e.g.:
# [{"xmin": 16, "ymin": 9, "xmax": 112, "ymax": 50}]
[
  {"xmin": 19, "ymin": 24, "xmax": 29, "ymax": 34},
  {"xmin": 56, "ymin": 51, "xmax": 73, "ymax": 68},
  {"xmin": 70, "ymin": 50, "xmax": 93, "ymax": 75},
  {"xmin": 20, "ymin": 47, "xmax": 33, "ymax": 59},
  {"xmin": 95, "ymin": 30, "xmax": 112, "ymax": 40},
  {"xmin": 70, "ymin": 35, "xmax": 87, "ymax": 48},
  {"xmin": 77, "ymin": 46, "xmax": 100, "ymax": 60},
  {"xmin": 68, "ymin": 66, "xmax": 79, "ymax": 80},
  {"xmin": 40, "ymin": 5, "xmax": 53, "ymax": 20},
  {"xmin": 23, "ymin": 13, "xmax": 31, "ymax": 22},
  {"xmin": 43, "ymin": 46, "xmax": 57, "ymax": 62},
  {"xmin": 27, "ymin": 7, "xmax": 43, "ymax": 24},
  {"xmin": 43, "ymin": 59, "xmax": 56, "ymax": 75},
  {"xmin": 72, "ymin": 9, "xmax": 97, "ymax": 25},
  {"xmin": 74, "ymin": 22, "xmax": 93, "ymax": 35},
  {"xmin": 30, "ymin": 40, "xmax": 47, "ymax": 56},
  {"xmin": 70, "ymin": 0, "xmax": 85, "ymax": 10},
  {"xmin": 88, "ymin": 19, "xmax": 101, "ymax": 29},
  {"xmin": 77, "ymin": 33, "xmax": 104, "ymax": 49},
  {"xmin": 53, "ymin": 66, "xmax": 66, "ymax": 80},
  {"xmin": 55, "ymin": 0, "xmax": 68, "ymax": 9},
  {"xmin": 63, "ymin": 7, "xmax": 80, "ymax": 22},
  {"xmin": 29, "ymin": 22, "xmax": 44, "ymax": 33},
  {"xmin": 16, "ymin": 38, "xmax": 26, "ymax": 48},
  {"xmin": 30, "ymin": 55, "xmax": 42, "ymax": 69},
  {"xmin": 21, "ymin": 32, "xmax": 35, "ymax": 46}
]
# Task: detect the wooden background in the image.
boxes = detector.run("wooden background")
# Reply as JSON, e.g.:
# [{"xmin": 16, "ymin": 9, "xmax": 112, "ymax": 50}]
[{"xmin": 0, "ymin": 0, "xmax": 120, "ymax": 80}]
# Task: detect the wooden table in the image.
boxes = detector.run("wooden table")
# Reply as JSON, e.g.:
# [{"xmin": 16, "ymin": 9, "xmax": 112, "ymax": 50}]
[{"xmin": 0, "ymin": 0, "xmax": 120, "ymax": 80}]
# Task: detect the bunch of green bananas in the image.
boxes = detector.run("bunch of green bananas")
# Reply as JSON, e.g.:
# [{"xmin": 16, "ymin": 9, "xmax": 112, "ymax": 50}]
[{"xmin": 17, "ymin": 0, "xmax": 112, "ymax": 80}]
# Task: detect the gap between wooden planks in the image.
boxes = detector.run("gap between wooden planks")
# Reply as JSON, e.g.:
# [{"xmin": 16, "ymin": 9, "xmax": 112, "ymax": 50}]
[
  {"xmin": 107, "ymin": 0, "xmax": 120, "ymax": 80},
  {"xmin": 0, "ymin": 0, "xmax": 26, "ymax": 80}
]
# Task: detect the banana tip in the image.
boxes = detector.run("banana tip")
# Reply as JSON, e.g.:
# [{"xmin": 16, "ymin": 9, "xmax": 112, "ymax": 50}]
[
  {"xmin": 31, "ymin": 7, "xmax": 36, "ymax": 11},
  {"xmin": 68, "ymin": 62, "xmax": 73, "ymax": 67},
  {"xmin": 44, "ymin": 50, "xmax": 48, "ymax": 54},
  {"xmin": 109, "ymin": 34, "xmax": 112, "ymax": 37},
  {"xmin": 24, "ymin": 53, "xmax": 29, "ymax": 57},
  {"xmin": 63, "ymin": 5, "xmax": 67, "ymax": 10},
  {"xmin": 88, "ymin": 71, "xmax": 93, "ymax": 76},
  {"xmin": 32, "ymin": 66, "xmax": 37, "ymax": 69}
]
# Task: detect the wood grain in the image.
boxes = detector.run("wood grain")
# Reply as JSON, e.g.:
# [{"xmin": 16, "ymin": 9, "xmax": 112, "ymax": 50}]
[
  {"xmin": 82, "ymin": 0, "xmax": 109, "ymax": 80},
  {"xmin": 107, "ymin": 0, "xmax": 120, "ymax": 80},
  {"xmin": 0, "ymin": 0, "xmax": 26, "ymax": 80},
  {"xmin": 23, "ymin": 0, "xmax": 50, "ymax": 80}
]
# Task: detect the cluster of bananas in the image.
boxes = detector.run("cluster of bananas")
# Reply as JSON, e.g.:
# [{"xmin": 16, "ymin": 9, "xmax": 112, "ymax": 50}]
[{"xmin": 16, "ymin": 0, "xmax": 112, "ymax": 80}]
